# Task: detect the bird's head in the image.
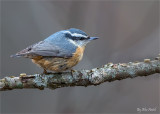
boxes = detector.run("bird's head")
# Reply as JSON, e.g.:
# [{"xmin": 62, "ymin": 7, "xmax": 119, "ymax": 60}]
[{"xmin": 63, "ymin": 28, "xmax": 99, "ymax": 47}]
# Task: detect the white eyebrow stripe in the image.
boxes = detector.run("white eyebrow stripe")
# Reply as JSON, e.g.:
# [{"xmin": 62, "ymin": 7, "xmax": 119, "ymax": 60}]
[{"xmin": 63, "ymin": 31, "xmax": 88, "ymax": 38}]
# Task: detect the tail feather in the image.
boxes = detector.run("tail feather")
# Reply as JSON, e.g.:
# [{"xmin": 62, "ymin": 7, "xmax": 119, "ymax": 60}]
[
  {"xmin": 10, "ymin": 51, "xmax": 36, "ymax": 59},
  {"xmin": 10, "ymin": 53, "xmax": 26, "ymax": 58},
  {"xmin": 10, "ymin": 46, "xmax": 33, "ymax": 58},
  {"xmin": 10, "ymin": 43, "xmax": 39, "ymax": 58}
]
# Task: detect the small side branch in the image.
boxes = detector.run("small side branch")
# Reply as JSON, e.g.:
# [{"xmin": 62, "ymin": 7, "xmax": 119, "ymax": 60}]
[{"xmin": 0, "ymin": 56, "xmax": 160, "ymax": 91}]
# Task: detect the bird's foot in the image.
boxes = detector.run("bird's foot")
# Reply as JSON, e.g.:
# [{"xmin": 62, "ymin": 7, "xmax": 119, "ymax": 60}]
[
  {"xmin": 70, "ymin": 69, "xmax": 76, "ymax": 72},
  {"xmin": 70, "ymin": 69, "xmax": 76, "ymax": 76},
  {"xmin": 42, "ymin": 69, "xmax": 52, "ymax": 75}
]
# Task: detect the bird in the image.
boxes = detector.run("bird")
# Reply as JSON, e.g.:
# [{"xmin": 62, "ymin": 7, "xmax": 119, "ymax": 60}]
[{"xmin": 11, "ymin": 28, "xmax": 99, "ymax": 74}]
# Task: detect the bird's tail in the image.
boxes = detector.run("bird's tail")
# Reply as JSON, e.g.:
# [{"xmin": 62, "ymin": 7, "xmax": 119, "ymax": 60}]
[
  {"xmin": 10, "ymin": 53, "xmax": 27, "ymax": 58},
  {"xmin": 10, "ymin": 45, "xmax": 34, "ymax": 58}
]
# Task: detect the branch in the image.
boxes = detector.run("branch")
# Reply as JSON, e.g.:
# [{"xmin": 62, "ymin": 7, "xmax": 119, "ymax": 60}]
[{"xmin": 0, "ymin": 56, "xmax": 160, "ymax": 91}]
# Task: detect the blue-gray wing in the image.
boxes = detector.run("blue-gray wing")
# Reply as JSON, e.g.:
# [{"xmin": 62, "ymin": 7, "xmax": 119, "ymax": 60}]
[{"xmin": 11, "ymin": 40, "xmax": 76, "ymax": 58}]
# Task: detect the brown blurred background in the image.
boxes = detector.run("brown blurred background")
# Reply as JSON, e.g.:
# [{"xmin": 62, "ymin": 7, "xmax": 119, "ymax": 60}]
[{"xmin": 0, "ymin": 0, "xmax": 159, "ymax": 114}]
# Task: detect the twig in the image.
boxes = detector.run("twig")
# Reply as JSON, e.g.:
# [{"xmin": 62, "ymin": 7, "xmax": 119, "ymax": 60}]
[{"xmin": 0, "ymin": 56, "xmax": 160, "ymax": 91}]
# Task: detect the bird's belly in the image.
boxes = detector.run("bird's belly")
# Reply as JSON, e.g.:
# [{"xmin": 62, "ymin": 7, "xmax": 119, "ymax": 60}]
[
  {"xmin": 32, "ymin": 56, "xmax": 81, "ymax": 72},
  {"xmin": 32, "ymin": 46, "xmax": 84, "ymax": 72}
]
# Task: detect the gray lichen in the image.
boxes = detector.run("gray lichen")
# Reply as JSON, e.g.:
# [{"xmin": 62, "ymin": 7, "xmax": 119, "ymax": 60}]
[{"xmin": 0, "ymin": 56, "xmax": 160, "ymax": 91}]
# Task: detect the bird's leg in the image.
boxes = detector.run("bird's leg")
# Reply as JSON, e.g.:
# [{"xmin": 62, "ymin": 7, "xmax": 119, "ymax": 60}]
[
  {"xmin": 43, "ymin": 69, "xmax": 47, "ymax": 74},
  {"xmin": 70, "ymin": 69, "xmax": 75, "ymax": 72},
  {"xmin": 70, "ymin": 69, "xmax": 76, "ymax": 77},
  {"xmin": 42, "ymin": 69, "xmax": 50, "ymax": 75}
]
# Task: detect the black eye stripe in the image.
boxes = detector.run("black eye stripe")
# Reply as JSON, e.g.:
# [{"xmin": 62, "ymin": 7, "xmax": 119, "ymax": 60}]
[
  {"xmin": 79, "ymin": 37, "xmax": 86, "ymax": 40},
  {"xmin": 65, "ymin": 33, "xmax": 72, "ymax": 38},
  {"xmin": 72, "ymin": 37, "xmax": 88, "ymax": 40}
]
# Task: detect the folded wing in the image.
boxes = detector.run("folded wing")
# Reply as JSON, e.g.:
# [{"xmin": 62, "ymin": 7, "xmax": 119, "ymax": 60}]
[{"xmin": 11, "ymin": 40, "xmax": 75, "ymax": 58}]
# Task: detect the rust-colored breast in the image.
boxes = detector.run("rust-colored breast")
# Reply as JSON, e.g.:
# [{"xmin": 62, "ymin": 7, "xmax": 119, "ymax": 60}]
[
  {"xmin": 31, "ymin": 46, "xmax": 85, "ymax": 72},
  {"xmin": 67, "ymin": 46, "xmax": 85, "ymax": 67}
]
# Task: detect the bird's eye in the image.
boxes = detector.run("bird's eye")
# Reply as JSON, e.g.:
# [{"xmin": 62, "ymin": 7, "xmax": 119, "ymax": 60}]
[
  {"xmin": 79, "ymin": 37, "xmax": 85, "ymax": 40},
  {"xmin": 72, "ymin": 37, "xmax": 86, "ymax": 40}
]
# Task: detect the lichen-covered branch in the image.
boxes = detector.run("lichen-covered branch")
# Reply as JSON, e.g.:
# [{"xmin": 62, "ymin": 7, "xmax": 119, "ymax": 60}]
[{"xmin": 0, "ymin": 56, "xmax": 160, "ymax": 91}]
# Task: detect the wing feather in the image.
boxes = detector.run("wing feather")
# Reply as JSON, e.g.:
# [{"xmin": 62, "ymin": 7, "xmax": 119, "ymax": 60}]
[{"xmin": 12, "ymin": 40, "xmax": 75, "ymax": 58}]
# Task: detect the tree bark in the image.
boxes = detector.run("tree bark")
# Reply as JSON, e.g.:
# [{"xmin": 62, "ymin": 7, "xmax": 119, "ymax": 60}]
[{"xmin": 0, "ymin": 56, "xmax": 160, "ymax": 91}]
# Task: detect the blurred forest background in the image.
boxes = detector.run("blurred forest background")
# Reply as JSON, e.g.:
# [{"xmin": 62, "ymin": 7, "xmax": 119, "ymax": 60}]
[{"xmin": 0, "ymin": 0, "xmax": 159, "ymax": 114}]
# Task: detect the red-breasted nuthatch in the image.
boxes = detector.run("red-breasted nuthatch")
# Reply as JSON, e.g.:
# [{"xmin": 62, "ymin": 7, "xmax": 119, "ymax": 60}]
[{"xmin": 11, "ymin": 28, "xmax": 99, "ymax": 73}]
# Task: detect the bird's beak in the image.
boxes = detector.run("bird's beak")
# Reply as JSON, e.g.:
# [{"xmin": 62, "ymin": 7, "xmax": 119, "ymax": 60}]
[{"xmin": 89, "ymin": 37, "xmax": 99, "ymax": 40}]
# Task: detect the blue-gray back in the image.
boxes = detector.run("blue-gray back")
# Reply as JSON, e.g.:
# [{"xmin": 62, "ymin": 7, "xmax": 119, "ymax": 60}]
[
  {"xmin": 31, "ymin": 30, "xmax": 77, "ymax": 58},
  {"xmin": 13, "ymin": 30, "xmax": 77, "ymax": 58}
]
